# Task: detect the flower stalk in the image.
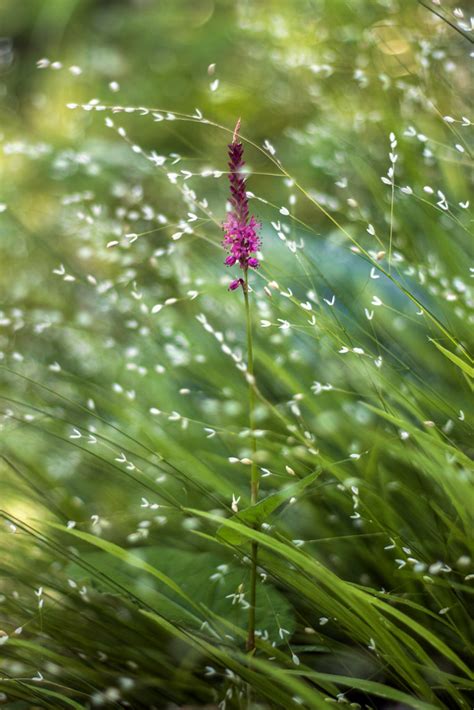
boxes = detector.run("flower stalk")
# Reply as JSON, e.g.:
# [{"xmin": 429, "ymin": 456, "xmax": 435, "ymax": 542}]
[
  {"xmin": 243, "ymin": 269, "xmax": 259, "ymax": 654},
  {"xmin": 223, "ymin": 120, "xmax": 261, "ymax": 653}
]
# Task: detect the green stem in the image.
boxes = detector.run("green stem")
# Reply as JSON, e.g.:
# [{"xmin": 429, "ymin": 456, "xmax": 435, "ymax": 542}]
[{"xmin": 243, "ymin": 270, "xmax": 259, "ymax": 654}]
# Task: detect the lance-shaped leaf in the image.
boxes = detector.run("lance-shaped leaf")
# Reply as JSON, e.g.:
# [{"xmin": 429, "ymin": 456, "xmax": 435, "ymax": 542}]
[
  {"xmin": 218, "ymin": 468, "xmax": 321, "ymax": 545},
  {"xmin": 430, "ymin": 338, "xmax": 474, "ymax": 379}
]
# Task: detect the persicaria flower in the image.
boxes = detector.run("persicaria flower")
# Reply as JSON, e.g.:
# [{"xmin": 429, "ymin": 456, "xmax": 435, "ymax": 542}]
[{"xmin": 223, "ymin": 119, "xmax": 261, "ymax": 291}]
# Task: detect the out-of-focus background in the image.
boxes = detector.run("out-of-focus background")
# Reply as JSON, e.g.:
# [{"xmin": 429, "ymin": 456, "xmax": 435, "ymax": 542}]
[{"xmin": 0, "ymin": 1, "xmax": 472, "ymax": 708}]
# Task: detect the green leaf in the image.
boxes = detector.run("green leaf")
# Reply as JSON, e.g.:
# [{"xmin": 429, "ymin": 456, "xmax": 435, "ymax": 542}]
[
  {"xmin": 218, "ymin": 468, "xmax": 321, "ymax": 545},
  {"xmin": 294, "ymin": 670, "xmax": 439, "ymax": 710},
  {"xmin": 20, "ymin": 686, "xmax": 86, "ymax": 709},
  {"xmin": 64, "ymin": 541, "xmax": 295, "ymax": 642},
  {"xmin": 42, "ymin": 521, "xmax": 202, "ymax": 614},
  {"xmin": 430, "ymin": 339, "xmax": 474, "ymax": 378},
  {"xmin": 64, "ymin": 550, "xmax": 201, "ymax": 627}
]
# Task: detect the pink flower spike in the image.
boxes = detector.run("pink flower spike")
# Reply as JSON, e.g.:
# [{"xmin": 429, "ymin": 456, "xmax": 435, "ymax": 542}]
[{"xmin": 222, "ymin": 119, "xmax": 262, "ymax": 291}]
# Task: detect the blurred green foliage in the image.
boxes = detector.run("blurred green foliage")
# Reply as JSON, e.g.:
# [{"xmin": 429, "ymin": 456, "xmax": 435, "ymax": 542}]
[{"xmin": 0, "ymin": 0, "xmax": 472, "ymax": 708}]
